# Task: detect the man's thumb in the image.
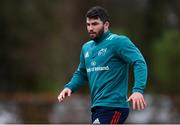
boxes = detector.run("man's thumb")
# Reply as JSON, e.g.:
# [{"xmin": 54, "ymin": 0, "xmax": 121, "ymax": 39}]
[
  {"xmin": 127, "ymin": 97, "xmax": 131, "ymax": 102},
  {"xmin": 68, "ymin": 91, "xmax": 71, "ymax": 96}
]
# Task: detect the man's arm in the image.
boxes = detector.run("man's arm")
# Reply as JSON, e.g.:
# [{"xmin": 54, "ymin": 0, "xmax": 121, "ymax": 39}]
[
  {"xmin": 116, "ymin": 36, "xmax": 148, "ymax": 110},
  {"xmin": 58, "ymin": 48, "xmax": 87, "ymax": 102},
  {"xmin": 128, "ymin": 57, "xmax": 147, "ymax": 110}
]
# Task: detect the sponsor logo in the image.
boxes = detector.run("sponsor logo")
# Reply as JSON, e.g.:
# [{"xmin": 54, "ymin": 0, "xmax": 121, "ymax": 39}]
[{"xmin": 87, "ymin": 66, "xmax": 109, "ymax": 73}]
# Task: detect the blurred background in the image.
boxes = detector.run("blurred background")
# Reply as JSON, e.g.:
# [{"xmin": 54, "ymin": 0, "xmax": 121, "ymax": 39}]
[{"xmin": 0, "ymin": 0, "xmax": 180, "ymax": 123}]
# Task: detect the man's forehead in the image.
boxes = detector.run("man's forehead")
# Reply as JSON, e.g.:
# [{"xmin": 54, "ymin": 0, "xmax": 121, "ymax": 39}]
[{"xmin": 86, "ymin": 17, "xmax": 102, "ymax": 23}]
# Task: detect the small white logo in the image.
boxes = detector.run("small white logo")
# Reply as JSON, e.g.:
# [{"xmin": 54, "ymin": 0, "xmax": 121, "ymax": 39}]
[
  {"xmin": 98, "ymin": 48, "xmax": 107, "ymax": 56},
  {"xmin": 93, "ymin": 118, "xmax": 100, "ymax": 124},
  {"xmin": 91, "ymin": 61, "xmax": 96, "ymax": 66},
  {"xmin": 85, "ymin": 52, "xmax": 89, "ymax": 58}
]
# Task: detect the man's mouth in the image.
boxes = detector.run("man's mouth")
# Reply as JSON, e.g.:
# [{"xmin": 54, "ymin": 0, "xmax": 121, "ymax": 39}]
[
  {"xmin": 89, "ymin": 33, "xmax": 96, "ymax": 35},
  {"xmin": 89, "ymin": 32, "xmax": 96, "ymax": 35}
]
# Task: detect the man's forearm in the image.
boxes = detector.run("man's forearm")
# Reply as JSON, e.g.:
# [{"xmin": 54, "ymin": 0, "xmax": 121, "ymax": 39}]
[{"xmin": 132, "ymin": 60, "xmax": 148, "ymax": 94}]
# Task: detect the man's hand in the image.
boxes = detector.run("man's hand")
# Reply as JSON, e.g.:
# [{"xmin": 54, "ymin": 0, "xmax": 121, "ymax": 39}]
[
  {"xmin": 127, "ymin": 92, "xmax": 147, "ymax": 110},
  {"xmin": 58, "ymin": 88, "xmax": 72, "ymax": 102}
]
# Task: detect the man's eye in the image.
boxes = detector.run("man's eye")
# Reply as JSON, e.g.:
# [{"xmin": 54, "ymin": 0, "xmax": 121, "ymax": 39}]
[{"xmin": 92, "ymin": 23, "xmax": 98, "ymax": 25}]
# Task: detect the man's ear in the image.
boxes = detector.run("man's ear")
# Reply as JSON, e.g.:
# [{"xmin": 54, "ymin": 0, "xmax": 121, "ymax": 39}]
[{"xmin": 104, "ymin": 21, "xmax": 110, "ymax": 31}]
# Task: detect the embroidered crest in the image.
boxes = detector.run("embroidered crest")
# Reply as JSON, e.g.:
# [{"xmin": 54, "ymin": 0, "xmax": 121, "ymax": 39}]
[{"xmin": 98, "ymin": 48, "xmax": 107, "ymax": 56}]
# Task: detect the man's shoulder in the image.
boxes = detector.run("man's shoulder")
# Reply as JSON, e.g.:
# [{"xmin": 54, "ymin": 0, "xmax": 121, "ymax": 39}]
[
  {"xmin": 80, "ymin": 40, "xmax": 94, "ymax": 52},
  {"xmin": 107, "ymin": 33, "xmax": 130, "ymax": 45},
  {"xmin": 82, "ymin": 40, "xmax": 94, "ymax": 48},
  {"xmin": 107, "ymin": 33, "xmax": 129, "ymax": 40},
  {"xmin": 85, "ymin": 40, "xmax": 94, "ymax": 45}
]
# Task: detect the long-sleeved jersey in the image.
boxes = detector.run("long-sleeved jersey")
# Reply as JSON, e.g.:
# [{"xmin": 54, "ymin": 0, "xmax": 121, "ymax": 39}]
[{"xmin": 65, "ymin": 31, "xmax": 147, "ymax": 108}]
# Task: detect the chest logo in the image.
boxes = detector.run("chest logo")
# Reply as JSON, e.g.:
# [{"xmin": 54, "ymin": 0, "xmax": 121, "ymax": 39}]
[{"xmin": 98, "ymin": 48, "xmax": 107, "ymax": 56}]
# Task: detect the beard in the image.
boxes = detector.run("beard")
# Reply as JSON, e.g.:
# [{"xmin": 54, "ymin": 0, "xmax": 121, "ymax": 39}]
[{"xmin": 89, "ymin": 27, "xmax": 104, "ymax": 41}]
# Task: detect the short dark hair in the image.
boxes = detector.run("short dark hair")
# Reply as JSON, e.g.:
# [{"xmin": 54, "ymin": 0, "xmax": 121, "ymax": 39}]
[{"xmin": 86, "ymin": 6, "xmax": 109, "ymax": 23}]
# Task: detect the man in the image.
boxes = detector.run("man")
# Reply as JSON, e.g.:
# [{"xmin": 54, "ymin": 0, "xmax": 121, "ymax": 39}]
[{"xmin": 58, "ymin": 6, "xmax": 147, "ymax": 124}]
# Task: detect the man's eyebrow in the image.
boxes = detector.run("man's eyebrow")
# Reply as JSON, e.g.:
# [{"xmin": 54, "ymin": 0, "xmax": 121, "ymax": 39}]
[{"xmin": 92, "ymin": 22, "xmax": 99, "ymax": 24}]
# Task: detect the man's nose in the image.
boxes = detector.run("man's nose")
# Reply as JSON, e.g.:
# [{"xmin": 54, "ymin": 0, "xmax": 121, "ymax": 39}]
[{"xmin": 89, "ymin": 25, "xmax": 93, "ymax": 30}]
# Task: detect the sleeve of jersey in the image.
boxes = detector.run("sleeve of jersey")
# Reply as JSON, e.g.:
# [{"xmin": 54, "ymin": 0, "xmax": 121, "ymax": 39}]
[
  {"xmin": 64, "ymin": 49, "xmax": 87, "ymax": 93},
  {"xmin": 116, "ymin": 36, "xmax": 148, "ymax": 94}
]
